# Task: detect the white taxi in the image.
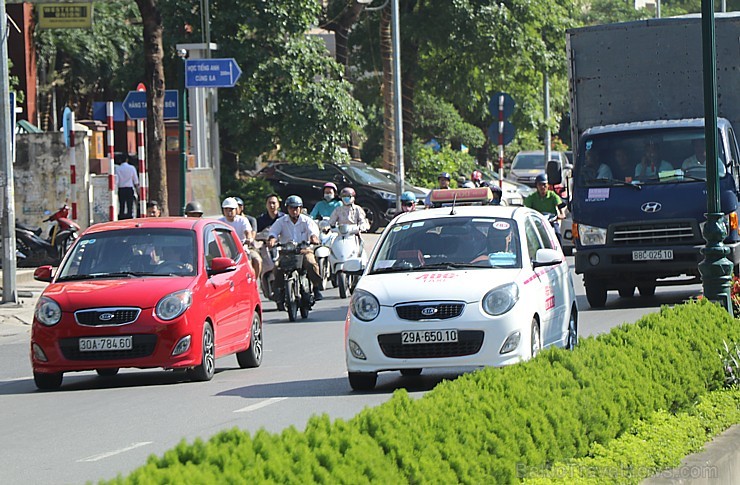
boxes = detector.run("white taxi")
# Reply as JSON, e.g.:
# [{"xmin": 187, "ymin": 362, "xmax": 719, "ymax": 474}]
[{"xmin": 345, "ymin": 188, "xmax": 578, "ymax": 390}]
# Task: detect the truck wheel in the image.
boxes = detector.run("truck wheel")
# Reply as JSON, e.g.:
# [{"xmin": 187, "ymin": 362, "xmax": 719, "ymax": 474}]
[
  {"xmin": 618, "ymin": 286, "xmax": 635, "ymax": 298},
  {"xmin": 586, "ymin": 281, "xmax": 607, "ymax": 308},
  {"xmin": 638, "ymin": 284, "xmax": 656, "ymax": 297}
]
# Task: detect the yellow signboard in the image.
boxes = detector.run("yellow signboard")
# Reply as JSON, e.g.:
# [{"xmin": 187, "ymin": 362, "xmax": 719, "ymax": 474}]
[{"xmin": 38, "ymin": 3, "xmax": 93, "ymax": 29}]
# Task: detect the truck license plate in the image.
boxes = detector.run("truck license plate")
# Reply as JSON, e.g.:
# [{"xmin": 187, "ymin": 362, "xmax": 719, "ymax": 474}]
[
  {"xmin": 632, "ymin": 250, "xmax": 674, "ymax": 261},
  {"xmin": 401, "ymin": 329, "xmax": 458, "ymax": 345},
  {"xmin": 79, "ymin": 336, "xmax": 133, "ymax": 352}
]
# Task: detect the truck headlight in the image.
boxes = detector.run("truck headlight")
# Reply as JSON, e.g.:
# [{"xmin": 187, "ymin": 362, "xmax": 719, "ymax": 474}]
[
  {"xmin": 482, "ymin": 283, "xmax": 519, "ymax": 316},
  {"xmin": 578, "ymin": 224, "xmax": 607, "ymax": 246},
  {"xmin": 35, "ymin": 297, "xmax": 62, "ymax": 326},
  {"xmin": 351, "ymin": 290, "xmax": 380, "ymax": 321}
]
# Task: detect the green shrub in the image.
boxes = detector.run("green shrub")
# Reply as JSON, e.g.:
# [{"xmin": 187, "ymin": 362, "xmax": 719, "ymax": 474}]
[{"xmin": 106, "ymin": 301, "xmax": 740, "ymax": 484}]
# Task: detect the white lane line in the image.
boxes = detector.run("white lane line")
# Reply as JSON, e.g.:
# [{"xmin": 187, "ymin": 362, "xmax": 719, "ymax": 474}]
[
  {"xmin": 233, "ymin": 397, "xmax": 287, "ymax": 414},
  {"xmin": 77, "ymin": 442, "xmax": 153, "ymax": 462},
  {"xmin": 0, "ymin": 377, "xmax": 30, "ymax": 387}
]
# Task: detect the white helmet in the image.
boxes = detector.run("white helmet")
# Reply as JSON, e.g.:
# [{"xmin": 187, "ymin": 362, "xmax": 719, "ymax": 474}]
[{"xmin": 221, "ymin": 197, "xmax": 239, "ymax": 209}]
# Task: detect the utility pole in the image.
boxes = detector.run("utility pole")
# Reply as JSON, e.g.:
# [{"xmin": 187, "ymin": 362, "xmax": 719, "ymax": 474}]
[
  {"xmin": 1, "ymin": 0, "xmax": 18, "ymax": 303},
  {"xmin": 391, "ymin": 0, "xmax": 404, "ymax": 212}
]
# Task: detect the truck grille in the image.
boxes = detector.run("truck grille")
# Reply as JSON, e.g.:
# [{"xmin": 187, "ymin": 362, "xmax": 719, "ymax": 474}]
[
  {"xmin": 395, "ymin": 302, "xmax": 464, "ymax": 320},
  {"xmin": 611, "ymin": 221, "xmax": 697, "ymax": 246},
  {"xmin": 378, "ymin": 331, "xmax": 484, "ymax": 359}
]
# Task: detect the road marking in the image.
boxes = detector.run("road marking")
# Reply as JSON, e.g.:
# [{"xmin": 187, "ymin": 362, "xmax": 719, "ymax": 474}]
[
  {"xmin": 77, "ymin": 442, "xmax": 153, "ymax": 462},
  {"xmin": 0, "ymin": 376, "xmax": 30, "ymax": 388},
  {"xmin": 233, "ymin": 397, "xmax": 287, "ymax": 413}
]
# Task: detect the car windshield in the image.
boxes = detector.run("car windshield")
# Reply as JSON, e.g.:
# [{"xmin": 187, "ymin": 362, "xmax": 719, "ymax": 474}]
[
  {"xmin": 370, "ymin": 216, "xmax": 521, "ymax": 272},
  {"xmin": 56, "ymin": 228, "xmax": 197, "ymax": 280},
  {"xmin": 576, "ymin": 128, "xmax": 727, "ymax": 187},
  {"xmin": 342, "ymin": 164, "xmax": 393, "ymax": 186},
  {"xmin": 512, "ymin": 153, "xmax": 559, "ymax": 170}
]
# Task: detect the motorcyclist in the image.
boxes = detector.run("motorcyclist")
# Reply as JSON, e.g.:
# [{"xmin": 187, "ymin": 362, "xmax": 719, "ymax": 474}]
[
  {"xmin": 425, "ymin": 172, "xmax": 452, "ymax": 206},
  {"xmin": 471, "ymin": 170, "xmax": 484, "ymax": 187},
  {"xmin": 235, "ymin": 196, "xmax": 262, "ymax": 278},
  {"xmin": 256, "ymin": 194, "xmax": 285, "ymax": 232},
  {"xmin": 310, "ymin": 182, "xmax": 342, "ymax": 219},
  {"xmin": 524, "ymin": 173, "xmax": 566, "ymax": 243},
  {"xmin": 267, "ymin": 195, "xmax": 324, "ymax": 300},
  {"xmin": 328, "ymin": 187, "xmax": 370, "ymax": 233},
  {"xmin": 184, "ymin": 201, "xmax": 204, "ymax": 218},
  {"xmin": 489, "ymin": 184, "xmax": 504, "ymax": 206},
  {"xmin": 400, "ymin": 191, "xmax": 417, "ymax": 213}
]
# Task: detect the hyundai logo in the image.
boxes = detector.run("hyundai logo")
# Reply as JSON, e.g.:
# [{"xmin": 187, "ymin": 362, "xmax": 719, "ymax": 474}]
[
  {"xmin": 641, "ymin": 202, "xmax": 662, "ymax": 213},
  {"xmin": 98, "ymin": 312, "xmax": 115, "ymax": 321},
  {"xmin": 420, "ymin": 307, "xmax": 438, "ymax": 316}
]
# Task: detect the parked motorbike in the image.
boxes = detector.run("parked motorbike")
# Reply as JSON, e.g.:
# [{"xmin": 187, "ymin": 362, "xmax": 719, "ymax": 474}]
[
  {"xmin": 15, "ymin": 205, "xmax": 80, "ymax": 267},
  {"xmin": 275, "ymin": 241, "xmax": 314, "ymax": 322},
  {"xmin": 329, "ymin": 224, "xmax": 368, "ymax": 299},
  {"xmin": 256, "ymin": 228, "xmax": 283, "ymax": 311},
  {"xmin": 315, "ymin": 219, "xmax": 336, "ymax": 291}
]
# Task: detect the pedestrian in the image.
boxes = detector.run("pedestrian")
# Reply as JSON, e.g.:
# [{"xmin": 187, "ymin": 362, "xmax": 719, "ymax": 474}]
[
  {"xmin": 146, "ymin": 200, "xmax": 161, "ymax": 217},
  {"xmin": 116, "ymin": 153, "xmax": 139, "ymax": 219},
  {"xmin": 184, "ymin": 201, "xmax": 204, "ymax": 218},
  {"xmin": 256, "ymin": 193, "xmax": 285, "ymax": 232}
]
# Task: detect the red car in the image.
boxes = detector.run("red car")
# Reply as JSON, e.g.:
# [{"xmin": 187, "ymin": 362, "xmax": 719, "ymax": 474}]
[{"xmin": 31, "ymin": 217, "xmax": 263, "ymax": 390}]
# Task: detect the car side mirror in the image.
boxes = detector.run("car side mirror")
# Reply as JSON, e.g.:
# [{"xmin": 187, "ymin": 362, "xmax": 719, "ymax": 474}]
[
  {"xmin": 532, "ymin": 248, "xmax": 562, "ymax": 268},
  {"xmin": 34, "ymin": 265, "xmax": 53, "ymax": 282},
  {"xmin": 546, "ymin": 160, "xmax": 563, "ymax": 186},
  {"xmin": 208, "ymin": 257, "xmax": 237, "ymax": 276}
]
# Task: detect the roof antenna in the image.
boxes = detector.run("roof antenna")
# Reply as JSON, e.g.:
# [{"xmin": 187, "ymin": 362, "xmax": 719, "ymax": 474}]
[{"xmin": 449, "ymin": 193, "xmax": 458, "ymax": 215}]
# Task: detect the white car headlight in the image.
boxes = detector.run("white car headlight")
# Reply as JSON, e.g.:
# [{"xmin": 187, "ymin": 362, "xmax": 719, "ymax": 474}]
[
  {"xmin": 35, "ymin": 296, "xmax": 62, "ymax": 326},
  {"xmin": 156, "ymin": 289, "xmax": 193, "ymax": 321},
  {"xmin": 375, "ymin": 190, "xmax": 396, "ymax": 201},
  {"xmin": 578, "ymin": 224, "xmax": 607, "ymax": 246},
  {"xmin": 482, "ymin": 283, "xmax": 519, "ymax": 316},
  {"xmin": 351, "ymin": 290, "xmax": 380, "ymax": 321}
]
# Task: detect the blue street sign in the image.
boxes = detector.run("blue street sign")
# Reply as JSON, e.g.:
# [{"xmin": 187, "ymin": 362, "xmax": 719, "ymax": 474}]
[
  {"xmin": 487, "ymin": 120, "xmax": 516, "ymax": 145},
  {"xmin": 185, "ymin": 58, "xmax": 242, "ymax": 88},
  {"xmin": 488, "ymin": 92, "xmax": 515, "ymax": 120},
  {"xmin": 122, "ymin": 90, "xmax": 179, "ymax": 120}
]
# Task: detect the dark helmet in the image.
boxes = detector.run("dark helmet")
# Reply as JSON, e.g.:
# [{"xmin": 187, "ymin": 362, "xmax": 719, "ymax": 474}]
[
  {"xmin": 185, "ymin": 201, "xmax": 204, "ymax": 214},
  {"xmin": 285, "ymin": 195, "xmax": 304, "ymax": 207},
  {"xmin": 323, "ymin": 182, "xmax": 338, "ymax": 192},
  {"xmin": 400, "ymin": 191, "xmax": 417, "ymax": 202},
  {"xmin": 535, "ymin": 173, "xmax": 548, "ymax": 185},
  {"xmin": 471, "ymin": 170, "xmax": 483, "ymax": 182},
  {"xmin": 438, "ymin": 172, "xmax": 451, "ymax": 181},
  {"xmin": 340, "ymin": 187, "xmax": 356, "ymax": 198}
]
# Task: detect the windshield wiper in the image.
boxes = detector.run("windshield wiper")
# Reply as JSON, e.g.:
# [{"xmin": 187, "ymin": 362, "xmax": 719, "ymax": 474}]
[
  {"xmin": 56, "ymin": 272, "xmax": 150, "ymax": 282},
  {"xmin": 590, "ymin": 177, "xmax": 642, "ymax": 190}
]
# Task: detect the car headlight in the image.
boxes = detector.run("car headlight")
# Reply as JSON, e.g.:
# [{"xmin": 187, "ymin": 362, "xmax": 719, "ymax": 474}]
[
  {"xmin": 482, "ymin": 283, "xmax": 519, "ymax": 316},
  {"xmin": 35, "ymin": 296, "xmax": 62, "ymax": 326},
  {"xmin": 375, "ymin": 190, "xmax": 396, "ymax": 201},
  {"xmin": 578, "ymin": 224, "xmax": 607, "ymax": 246},
  {"xmin": 156, "ymin": 289, "xmax": 193, "ymax": 321},
  {"xmin": 351, "ymin": 289, "xmax": 380, "ymax": 321}
]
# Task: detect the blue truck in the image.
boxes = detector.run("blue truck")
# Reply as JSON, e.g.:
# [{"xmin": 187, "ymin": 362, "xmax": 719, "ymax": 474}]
[{"xmin": 559, "ymin": 14, "xmax": 740, "ymax": 308}]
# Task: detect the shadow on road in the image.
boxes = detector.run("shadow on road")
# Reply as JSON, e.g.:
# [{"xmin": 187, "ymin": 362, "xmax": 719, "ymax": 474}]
[{"xmin": 576, "ymin": 288, "xmax": 700, "ymax": 312}]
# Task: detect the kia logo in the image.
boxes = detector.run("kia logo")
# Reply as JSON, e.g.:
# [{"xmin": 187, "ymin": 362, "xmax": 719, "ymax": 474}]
[
  {"xmin": 641, "ymin": 202, "xmax": 662, "ymax": 213},
  {"xmin": 98, "ymin": 313, "xmax": 115, "ymax": 321},
  {"xmin": 420, "ymin": 307, "xmax": 438, "ymax": 316}
]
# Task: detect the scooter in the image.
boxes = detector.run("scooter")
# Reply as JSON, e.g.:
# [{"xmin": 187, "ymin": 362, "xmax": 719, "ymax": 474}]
[
  {"xmin": 314, "ymin": 220, "xmax": 337, "ymax": 291},
  {"xmin": 15, "ymin": 205, "xmax": 80, "ymax": 267},
  {"xmin": 329, "ymin": 224, "xmax": 368, "ymax": 299},
  {"xmin": 256, "ymin": 228, "xmax": 283, "ymax": 311},
  {"xmin": 44, "ymin": 204, "xmax": 81, "ymax": 258},
  {"xmin": 275, "ymin": 241, "xmax": 314, "ymax": 322}
]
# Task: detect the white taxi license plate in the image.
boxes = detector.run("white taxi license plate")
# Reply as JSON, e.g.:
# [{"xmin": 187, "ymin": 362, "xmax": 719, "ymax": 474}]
[
  {"xmin": 401, "ymin": 329, "xmax": 458, "ymax": 345},
  {"xmin": 79, "ymin": 336, "xmax": 133, "ymax": 352},
  {"xmin": 632, "ymin": 250, "xmax": 674, "ymax": 261}
]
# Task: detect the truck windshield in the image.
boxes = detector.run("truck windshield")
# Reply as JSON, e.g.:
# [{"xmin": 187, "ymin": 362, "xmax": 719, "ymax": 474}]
[{"xmin": 576, "ymin": 128, "xmax": 726, "ymax": 187}]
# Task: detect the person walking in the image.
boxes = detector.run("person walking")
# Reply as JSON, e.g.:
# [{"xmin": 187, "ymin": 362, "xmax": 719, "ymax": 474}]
[{"xmin": 116, "ymin": 154, "xmax": 139, "ymax": 219}]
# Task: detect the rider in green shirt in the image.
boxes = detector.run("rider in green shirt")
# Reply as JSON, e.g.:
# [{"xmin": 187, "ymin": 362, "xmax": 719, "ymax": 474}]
[{"xmin": 524, "ymin": 173, "xmax": 566, "ymax": 244}]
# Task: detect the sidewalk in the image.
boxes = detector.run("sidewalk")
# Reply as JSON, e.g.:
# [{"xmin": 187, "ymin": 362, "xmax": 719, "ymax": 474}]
[{"xmin": 0, "ymin": 268, "xmax": 48, "ymax": 336}]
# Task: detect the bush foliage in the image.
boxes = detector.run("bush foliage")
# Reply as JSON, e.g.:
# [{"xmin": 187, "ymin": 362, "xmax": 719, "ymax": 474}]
[{"xmin": 106, "ymin": 301, "xmax": 740, "ymax": 484}]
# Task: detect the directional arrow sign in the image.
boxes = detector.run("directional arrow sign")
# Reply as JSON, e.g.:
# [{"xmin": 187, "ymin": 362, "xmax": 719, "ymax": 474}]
[
  {"xmin": 185, "ymin": 58, "xmax": 242, "ymax": 88},
  {"xmin": 122, "ymin": 90, "xmax": 179, "ymax": 120}
]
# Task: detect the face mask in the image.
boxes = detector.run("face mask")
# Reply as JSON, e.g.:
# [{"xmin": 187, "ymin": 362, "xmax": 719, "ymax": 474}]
[
  {"xmin": 342, "ymin": 197, "xmax": 352, "ymax": 205},
  {"xmin": 324, "ymin": 193, "xmax": 334, "ymax": 201}
]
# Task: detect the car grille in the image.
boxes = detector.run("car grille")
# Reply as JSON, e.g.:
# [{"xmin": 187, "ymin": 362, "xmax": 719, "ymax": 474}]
[
  {"xmin": 59, "ymin": 335, "xmax": 157, "ymax": 360},
  {"xmin": 75, "ymin": 308, "xmax": 141, "ymax": 326},
  {"xmin": 377, "ymin": 331, "xmax": 484, "ymax": 359},
  {"xmin": 611, "ymin": 221, "xmax": 698, "ymax": 246},
  {"xmin": 395, "ymin": 302, "xmax": 465, "ymax": 321}
]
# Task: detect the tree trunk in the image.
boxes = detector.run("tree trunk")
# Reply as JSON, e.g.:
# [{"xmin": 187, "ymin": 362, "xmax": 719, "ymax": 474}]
[
  {"xmin": 135, "ymin": 0, "xmax": 167, "ymax": 215},
  {"xmin": 380, "ymin": 4, "xmax": 394, "ymax": 172}
]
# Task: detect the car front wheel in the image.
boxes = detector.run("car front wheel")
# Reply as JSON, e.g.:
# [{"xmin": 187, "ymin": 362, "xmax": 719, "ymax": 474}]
[
  {"xmin": 348, "ymin": 372, "xmax": 377, "ymax": 391},
  {"xmin": 34, "ymin": 371, "xmax": 63, "ymax": 391},
  {"xmin": 188, "ymin": 323, "xmax": 215, "ymax": 382}
]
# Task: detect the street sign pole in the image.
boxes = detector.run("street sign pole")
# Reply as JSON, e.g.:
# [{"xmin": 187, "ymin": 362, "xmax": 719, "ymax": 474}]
[
  {"xmin": 498, "ymin": 95, "xmax": 504, "ymax": 188},
  {"xmin": 179, "ymin": 52, "xmax": 189, "ymax": 215}
]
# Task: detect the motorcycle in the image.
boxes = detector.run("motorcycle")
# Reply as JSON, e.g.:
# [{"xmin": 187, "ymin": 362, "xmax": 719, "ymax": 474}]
[
  {"xmin": 15, "ymin": 205, "xmax": 80, "ymax": 267},
  {"xmin": 329, "ymin": 224, "xmax": 368, "ymax": 299},
  {"xmin": 275, "ymin": 241, "xmax": 314, "ymax": 322},
  {"xmin": 256, "ymin": 228, "xmax": 284, "ymax": 311},
  {"xmin": 315, "ymin": 219, "xmax": 337, "ymax": 291}
]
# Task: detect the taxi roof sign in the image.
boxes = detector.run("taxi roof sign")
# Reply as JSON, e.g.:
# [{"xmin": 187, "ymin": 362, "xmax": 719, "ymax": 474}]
[{"xmin": 429, "ymin": 187, "xmax": 493, "ymax": 207}]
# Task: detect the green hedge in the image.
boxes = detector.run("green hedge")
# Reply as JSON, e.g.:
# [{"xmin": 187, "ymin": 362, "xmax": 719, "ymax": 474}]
[{"xmin": 106, "ymin": 301, "xmax": 740, "ymax": 484}]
